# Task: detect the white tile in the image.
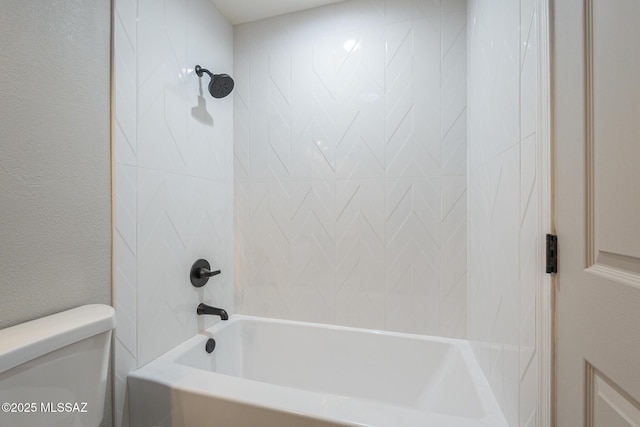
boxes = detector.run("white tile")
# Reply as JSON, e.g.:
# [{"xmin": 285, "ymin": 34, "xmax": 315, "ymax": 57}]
[
  {"xmin": 336, "ymin": 285, "xmax": 386, "ymax": 330},
  {"xmin": 235, "ymin": 0, "xmax": 467, "ymax": 338},
  {"xmin": 334, "ymin": 0, "xmax": 385, "ymax": 35},
  {"xmin": 290, "ymin": 5, "xmax": 336, "ymax": 43},
  {"xmin": 520, "ymin": 8, "xmax": 538, "ymax": 140},
  {"xmin": 520, "ymin": 351, "xmax": 539, "ymax": 427},
  {"xmin": 441, "ymin": 0, "xmax": 466, "ymax": 15},
  {"xmin": 360, "ymin": 28, "xmax": 387, "ymax": 89},
  {"xmin": 114, "ymin": 301, "xmax": 137, "ymax": 360},
  {"xmin": 337, "ymin": 179, "xmax": 385, "ymax": 241},
  {"xmin": 113, "ymin": 1, "xmax": 140, "ymax": 423},
  {"xmin": 385, "ymin": 0, "xmax": 440, "ymax": 25},
  {"xmin": 290, "ymin": 285, "xmax": 336, "ymax": 324},
  {"xmin": 386, "ymin": 291, "xmax": 440, "ymax": 335},
  {"xmin": 441, "ymin": 176, "xmax": 467, "ymax": 299},
  {"xmin": 113, "ymin": 339, "xmax": 137, "ymax": 427},
  {"xmin": 290, "ymin": 181, "xmax": 337, "ymax": 306},
  {"xmin": 385, "ymin": 176, "xmax": 441, "ymax": 335},
  {"xmin": 114, "ymin": 11, "xmax": 137, "ymax": 166},
  {"xmin": 114, "ymin": 0, "xmax": 136, "ymax": 49},
  {"xmin": 137, "ymin": 95, "xmax": 180, "ymax": 173},
  {"xmin": 336, "ymin": 101, "xmax": 386, "ymax": 180},
  {"xmin": 248, "ymin": 181, "xmax": 293, "ymax": 311},
  {"xmin": 115, "ymin": 119, "xmax": 137, "ymax": 167},
  {"xmin": 441, "ymin": 11, "xmax": 467, "ymax": 150},
  {"xmin": 115, "ymin": 163, "xmax": 137, "ymax": 250},
  {"xmin": 467, "ymin": 0, "xmax": 541, "ymax": 423},
  {"xmin": 336, "ymin": 179, "xmax": 386, "ymax": 328},
  {"xmin": 440, "ymin": 274, "xmax": 467, "ymax": 338},
  {"xmin": 520, "ymin": 133, "xmax": 538, "ymax": 376},
  {"xmin": 250, "ymin": 13, "xmax": 292, "ymax": 53},
  {"xmin": 137, "ymin": 0, "xmax": 166, "ymax": 85},
  {"xmin": 386, "ymin": 176, "xmax": 440, "ymax": 244},
  {"xmin": 164, "ymin": 0, "xmax": 187, "ymax": 68},
  {"xmin": 441, "ymin": 110, "xmax": 467, "ymax": 176},
  {"xmin": 240, "ymin": 281, "xmax": 293, "ymax": 319},
  {"xmin": 385, "ymin": 0, "xmax": 417, "ymax": 25},
  {"xmin": 113, "ymin": 0, "xmax": 235, "ymax": 418}
]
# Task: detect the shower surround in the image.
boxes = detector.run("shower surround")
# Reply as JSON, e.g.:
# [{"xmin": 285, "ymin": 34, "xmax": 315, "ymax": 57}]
[
  {"xmin": 233, "ymin": 0, "xmax": 468, "ymax": 337},
  {"xmin": 467, "ymin": 0, "xmax": 543, "ymax": 426},
  {"xmin": 112, "ymin": 0, "xmax": 234, "ymax": 425},
  {"xmin": 112, "ymin": 0, "xmax": 547, "ymax": 426}
]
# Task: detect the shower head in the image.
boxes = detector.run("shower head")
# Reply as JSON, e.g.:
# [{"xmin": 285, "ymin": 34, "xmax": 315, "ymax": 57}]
[{"xmin": 195, "ymin": 65, "xmax": 234, "ymax": 99}]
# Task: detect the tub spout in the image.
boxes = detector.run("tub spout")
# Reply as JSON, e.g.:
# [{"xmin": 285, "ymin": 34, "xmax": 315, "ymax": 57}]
[{"xmin": 197, "ymin": 303, "xmax": 228, "ymax": 320}]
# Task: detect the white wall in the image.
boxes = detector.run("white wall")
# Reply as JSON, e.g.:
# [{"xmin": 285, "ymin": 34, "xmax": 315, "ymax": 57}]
[
  {"xmin": 112, "ymin": 0, "xmax": 234, "ymax": 425},
  {"xmin": 0, "ymin": 0, "xmax": 112, "ymax": 335},
  {"xmin": 234, "ymin": 0, "xmax": 468, "ymax": 336},
  {"xmin": 0, "ymin": 1, "xmax": 112, "ymax": 425},
  {"xmin": 467, "ymin": 0, "xmax": 540, "ymax": 425}
]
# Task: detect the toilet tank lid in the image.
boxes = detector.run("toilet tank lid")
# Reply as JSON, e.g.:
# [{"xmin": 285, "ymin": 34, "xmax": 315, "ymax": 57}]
[{"xmin": 0, "ymin": 304, "xmax": 116, "ymax": 375}]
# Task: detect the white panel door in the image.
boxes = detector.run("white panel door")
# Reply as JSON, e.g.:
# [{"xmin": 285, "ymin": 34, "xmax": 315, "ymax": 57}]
[{"xmin": 554, "ymin": 0, "xmax": 640, "ymax": 426}]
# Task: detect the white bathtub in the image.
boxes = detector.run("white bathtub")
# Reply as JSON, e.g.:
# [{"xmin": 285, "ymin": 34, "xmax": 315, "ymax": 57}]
[{"xmin": 128, "ymin": 315, "xmax": 507, "ymax": 427}]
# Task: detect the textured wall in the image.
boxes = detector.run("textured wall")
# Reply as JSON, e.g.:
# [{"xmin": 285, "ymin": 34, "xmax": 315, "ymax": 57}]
[
  {"xmin": 112, "ymin": 0, "xmax": 234, "ymax": 425},
  {"xmin": 0, "ymin": 0, "xmax": 112, "ymax": 329},
  {"xmin": 467, "ymin": 0, "xmax": 540, "ymax": 425},
  {"xmin": 0, "ymin": 0, "xmax": 112, "ymax": 425},
  {"xmin": 234, "ymin": 0, "xmax": 467, "ymax": 337}
]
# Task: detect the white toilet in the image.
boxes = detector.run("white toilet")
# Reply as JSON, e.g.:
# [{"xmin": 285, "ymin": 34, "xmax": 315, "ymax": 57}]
[{"xmin": 0, "ymin": 304, "xmax": 116, "ymax": 427}]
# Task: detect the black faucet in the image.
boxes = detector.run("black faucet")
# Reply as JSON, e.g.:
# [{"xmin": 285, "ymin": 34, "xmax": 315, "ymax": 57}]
[{"xmin": 197, "ymin": 303, "xmax": 228, "ymax": 320}]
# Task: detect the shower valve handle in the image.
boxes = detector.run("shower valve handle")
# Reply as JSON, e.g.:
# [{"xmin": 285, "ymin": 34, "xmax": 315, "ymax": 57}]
[
  {"xmin": 198, "ymin": 267, "xmax": 221, "ymax": 278},
  {"xmin": 190, "ymin": 259, "xmax": 221, "ymax": 287}
]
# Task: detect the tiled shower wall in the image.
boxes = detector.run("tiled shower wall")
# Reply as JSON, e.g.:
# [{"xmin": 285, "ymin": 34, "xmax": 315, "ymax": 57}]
[
  {"xmin": 112, "ymin": 0, "xmax": 234, "ymax": 425},
  {"xmin": 467, "ymin": 0, "xmax": 540, "ymax": 425},
  {"xmin": 234, "ymin": 0, "xmax": 467, "ymax": 336}
]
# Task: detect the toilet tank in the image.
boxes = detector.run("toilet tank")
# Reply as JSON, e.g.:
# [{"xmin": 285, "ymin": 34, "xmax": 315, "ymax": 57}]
[{"xmin": 0, "ymin": 304, "xmax": 116, "ymax": 427}]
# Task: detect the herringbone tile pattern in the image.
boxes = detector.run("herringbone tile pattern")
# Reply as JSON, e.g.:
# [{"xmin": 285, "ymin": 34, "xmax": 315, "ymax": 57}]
[
  {"xmin": 467, "ymin": 0, "xmax": 541, "ymax": 425},
  {"xmin": 234, "ymin": 0, "xmax": 467, "ymax": 337},
  {"xmin": 113, "ymin": 0, "xmax": 234, "ymax": 425}
]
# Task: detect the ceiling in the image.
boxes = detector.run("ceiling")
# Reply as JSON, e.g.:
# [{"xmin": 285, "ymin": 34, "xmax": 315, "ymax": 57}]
[{"xmin": 211, "ymin": 0, "xmax": 345, "ymax": 25}]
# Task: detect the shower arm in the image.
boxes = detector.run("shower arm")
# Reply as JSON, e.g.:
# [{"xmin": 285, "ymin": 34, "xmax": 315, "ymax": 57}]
[{"xmin": 195, "ymin": 65, "xmax": 213, "ymax": 79}]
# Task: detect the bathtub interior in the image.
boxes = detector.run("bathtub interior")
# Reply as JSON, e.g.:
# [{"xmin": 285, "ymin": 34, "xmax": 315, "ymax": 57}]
[{"xmin": 172, "ymin": 318, "xmax": 484, "ymax": 419}]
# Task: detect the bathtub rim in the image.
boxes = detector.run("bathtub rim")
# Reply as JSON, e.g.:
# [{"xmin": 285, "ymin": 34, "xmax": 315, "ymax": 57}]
[{"xmin": 128, "ymin": 314, "xmax": 508, "ymax": 427}]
